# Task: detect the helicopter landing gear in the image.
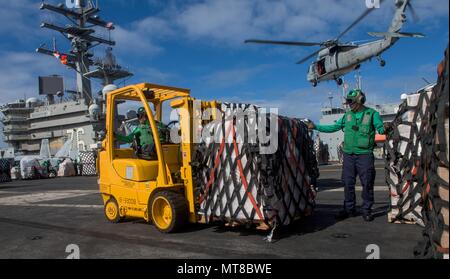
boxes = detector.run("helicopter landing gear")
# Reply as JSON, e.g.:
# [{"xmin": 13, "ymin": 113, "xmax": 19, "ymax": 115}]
[
  {"xmin": 336, "ymin": 78, "xmax": 343, "ymax": 86},
  {"xmin": 377, "ymin": 55, "xmax": 386, "ymax": 67},
  {"xmin": 312, "ymin": 81, "xmax": 318, "ymax": 87}
]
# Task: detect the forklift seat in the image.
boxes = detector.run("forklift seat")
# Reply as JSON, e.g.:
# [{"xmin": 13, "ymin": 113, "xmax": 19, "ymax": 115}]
[{"xmin": 113, "ymin": 158, "xmax": 159, "ymax": 182}]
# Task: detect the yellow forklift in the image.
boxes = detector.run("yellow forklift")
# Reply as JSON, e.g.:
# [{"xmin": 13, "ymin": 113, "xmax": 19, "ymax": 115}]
[{"xmin": 97, "ymin": 83, "xmax": 218, "ymax": 233}]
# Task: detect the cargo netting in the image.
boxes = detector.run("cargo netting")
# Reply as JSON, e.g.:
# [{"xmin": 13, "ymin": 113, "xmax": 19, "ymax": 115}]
[
  {"xmin": 79, "ymin": 151, "xmax": 97, "ymax": 176},
  {"xmin": 314, "ymin": 139, "xmax": 330, "ymax": 165},
  {"xmin": 383, "ymin": 90, "xmax": 431, "ymax": 226},
  {"xmin": 385, "ymin": 46, "xmax": 449, "ymax": 258},
  {"xmin": 414, "ymin": 46, "xmax": 449, "ymax": 259},
  {"xmin": 192, "ymin": 103, "xmax": 319, "ymax": 228},
  {"xmin": 0, "ymin": 159, "xmax": 12, "ymax": 183}
]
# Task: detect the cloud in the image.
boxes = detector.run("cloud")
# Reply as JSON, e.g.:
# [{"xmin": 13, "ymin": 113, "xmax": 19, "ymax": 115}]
[
  {"xmin": 201, "ymin": 64, "xmax": 272, "ymax": 88},
  {"xmin": 111, "ymin": 0, "xmax": 358, "ymax": 51},
  {"xmin": 0, "ymin": 0, "xmax": 37, "ymax": 37},
  {"xmin": 0, "ymin": 51, "xmax": 76, "ymax": 101},
  {"xmin": 172, "ymin": 0, "xmax": 334, "ymax": 45},
  {"xmin": 0, "ymin": 0, "xmax": 78, "ymax": 44},
  {"xmin": 0, "ymin": 2, "xmax": 447, "ymax": 105},
  {"xmin": 138, "ymin": 67, "xmax": 178, "ymax": 84},
  {"xmin": 410, "ymin": 0, "xmax": 450, "ymax": 19},
  {"xmin": 175, "ymin": 0, "xmax": 261, "ymax": 43},
  {"xmin": 345, "ymin": 61, "xmax": 441, "ymax": 106},
  {"xmin": 2, "ymin": 0, "xmax": 449, "ymax": 53},
  {"xmin": 215, "ymin": 60, "xmax": 443, "ymax": 122},
  {"xmin": 220, "ymin": 87, "xmax": 328, "ymax": 121},
  {"xmin": 112, "ymin": 14, "xmax": 178, "ymax": 58},
  {"xmin": 416, "ymin": 63, "xmax": 439, "ymax": 76},
  {"xmin": 109, "ymin": 0, "xmax": 448, "ymax": 57},
  {"xmin": 372, "ymin": 61, "xmax": 438, "ymax": 86},
  {"xmin": 113, "ymin": 25, "xmax": 164, "ymax": 56}
]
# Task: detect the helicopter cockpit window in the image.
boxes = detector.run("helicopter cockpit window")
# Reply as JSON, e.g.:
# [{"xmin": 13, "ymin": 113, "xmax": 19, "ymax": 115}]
[{"xmin": 316, "ymin": 59, "xmax": 326, "ymax": 76}]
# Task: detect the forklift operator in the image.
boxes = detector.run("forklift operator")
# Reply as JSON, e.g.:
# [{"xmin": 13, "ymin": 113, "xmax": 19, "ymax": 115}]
[
  {"xmin": 307, "ymin": 89, "xmax": 385, "ymax": 222},
  {"xmin": 115, "ymin": 107, "xmax": 168, "ymax": 158}
]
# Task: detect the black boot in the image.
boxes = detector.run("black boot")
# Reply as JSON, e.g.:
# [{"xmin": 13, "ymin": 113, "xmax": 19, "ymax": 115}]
[{"xmin": 362, "ymin": 212, "xmax": 374, "ymax": 222}]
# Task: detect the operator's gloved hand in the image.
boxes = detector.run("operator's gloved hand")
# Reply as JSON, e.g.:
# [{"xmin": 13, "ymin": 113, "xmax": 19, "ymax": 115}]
[
  {"xmin": 301, "ymin": 118, "xmax": 316, "ymax": 130},
  {"xmin": 383, "ymin": 122, "xmax": 393, "ymax": 134}
]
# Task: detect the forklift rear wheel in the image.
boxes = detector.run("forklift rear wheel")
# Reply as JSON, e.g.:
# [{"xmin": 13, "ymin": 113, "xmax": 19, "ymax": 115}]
[
  {"xmin": 150, "ymin": 191, "xmax": 188, "ymax": 233},
  {"xmin": 104, "ymin": 197, "xmax": 122, "ymax": 223}
]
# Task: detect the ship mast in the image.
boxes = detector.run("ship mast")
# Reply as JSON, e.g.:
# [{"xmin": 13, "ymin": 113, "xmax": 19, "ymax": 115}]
[
  {"xmin": 328, "ymin": 92, "xmax": 333, "ymax": 108},
  {"xmin": 36, "ymin": 0, "xmax": 126, "ymax": 105}
]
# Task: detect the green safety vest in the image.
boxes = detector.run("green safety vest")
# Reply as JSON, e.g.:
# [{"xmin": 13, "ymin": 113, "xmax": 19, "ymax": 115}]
[
  {"xmin": 137, "ymin": 123, "xmax": 154, "ymax": 146},
  {"xmin": 343, "ymin": 107, "xmax": 376, "ymax": 154},
  {"xmin": 116, "ymin": 121, "xmax": 168, "ymax": 146}
]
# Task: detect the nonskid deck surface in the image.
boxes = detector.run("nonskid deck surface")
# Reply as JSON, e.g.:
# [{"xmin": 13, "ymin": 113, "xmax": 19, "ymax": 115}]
[{"xmin": 0, "ymin": 162, "xmax": 422, "ymax": 259}]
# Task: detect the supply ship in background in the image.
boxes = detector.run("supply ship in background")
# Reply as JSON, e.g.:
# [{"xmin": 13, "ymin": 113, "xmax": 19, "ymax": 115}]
[
  {"xmin": 317, "ymin": 77, "xmax": 435, "ymax": 162},
  {"xmin": 0, "ymin": 0, "xmax": 132, "ymax": 159}
]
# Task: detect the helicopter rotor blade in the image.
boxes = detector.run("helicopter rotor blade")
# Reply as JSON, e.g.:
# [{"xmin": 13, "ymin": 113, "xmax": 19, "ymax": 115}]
[
  {"xmin": 407, "ymin": 1, "xmax": 419, "ymax": 23},
  {"xmin": 244, "ymin": 39, "xmax": 323, "ymax": 47},
  {"xmin": 336, "ymin": 0, "xmax": 385, "ymax": 40},
  {"xmin": 296, "ymin": 47, "xmax": 326, "ymax": 65}
]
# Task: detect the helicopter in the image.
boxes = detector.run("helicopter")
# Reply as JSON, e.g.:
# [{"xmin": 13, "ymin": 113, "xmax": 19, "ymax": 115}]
[{"xmin": 245, "ymin": 0, "xmax": 424, "ymax": 87}]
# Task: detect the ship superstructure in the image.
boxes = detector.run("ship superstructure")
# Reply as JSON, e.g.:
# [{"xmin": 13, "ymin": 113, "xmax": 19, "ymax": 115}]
[{"xmin": 0, "ymin": 1, "xmax": 132, "ymax": 156}]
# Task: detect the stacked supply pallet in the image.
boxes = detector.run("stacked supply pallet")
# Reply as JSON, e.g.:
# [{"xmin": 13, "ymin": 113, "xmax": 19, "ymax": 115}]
[
  {"xmin": 314, "ymin": 139, "xmax": 330, "ymax": 165},
  {"xmin": 0, "ymin": 159, "xmax": 12, "ymax": 183},
  {"xmin": 415, "ymin": 47, "xmax": 449, "ymax": 259},
  {"xmin": 79, "ymin": 151, "xmax": 97, "ymax": 176},
  {"xmin": 193, "ymin": 103, "xmax": 319, "ymax": 228},
  {"xmin": 383, "ymin": 91, "xmax": 432, "ymax": 226}
]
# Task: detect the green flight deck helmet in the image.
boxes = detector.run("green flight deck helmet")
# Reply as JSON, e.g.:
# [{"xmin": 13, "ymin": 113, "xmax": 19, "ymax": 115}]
[
  {"xmin": 137, "ymin": 107, "xmax": 147, "ymax": 118},
  {"xmin": 346, "ymin": 89, "xmax": 366, "ymax": 105}
]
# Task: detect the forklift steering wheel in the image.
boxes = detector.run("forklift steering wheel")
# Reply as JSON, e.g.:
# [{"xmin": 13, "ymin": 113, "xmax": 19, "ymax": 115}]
[{"xmin": 166, "ymin": 120, "xmax": 179, "ymax": 129}]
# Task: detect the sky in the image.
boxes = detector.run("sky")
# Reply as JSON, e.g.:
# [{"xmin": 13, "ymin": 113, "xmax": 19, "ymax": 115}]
[{"xmin": 0, "ymin": 0, "xmax": 448, "ymax": 147}]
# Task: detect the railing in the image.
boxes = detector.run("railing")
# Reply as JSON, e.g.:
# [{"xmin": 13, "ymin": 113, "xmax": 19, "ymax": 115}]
[
  {"xmin": 5, "ymin": 134, "xmax": 30, "ymax": 141},
  {"xmin": 1, "ymin": 116, "xmax": 28, "ymax": 123},
  {"xmin": 2, "ymin": 127, "xmax": 28, "ymax": 133}
]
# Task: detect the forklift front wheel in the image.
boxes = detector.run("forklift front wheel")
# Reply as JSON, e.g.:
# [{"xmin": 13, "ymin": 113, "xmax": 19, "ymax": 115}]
[
  {"xmin": 150, "ymin": 191, "xmax": 188, "ymax": 233},
  {"xmin": 104, "ymin": 197, "xmax": 122, "ymax": 223}
]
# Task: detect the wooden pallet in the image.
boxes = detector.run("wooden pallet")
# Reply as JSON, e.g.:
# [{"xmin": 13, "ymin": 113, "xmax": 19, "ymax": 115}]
[
  {"xmin": 387, "ymin": 212, "xmax": 418, "ymax": 225},
  {"xmin": 197, "ymin": 215, "xmax": 273, "ymax": 231}
]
